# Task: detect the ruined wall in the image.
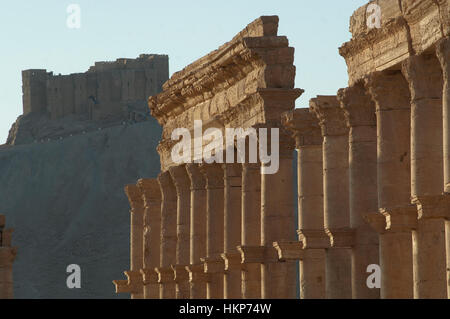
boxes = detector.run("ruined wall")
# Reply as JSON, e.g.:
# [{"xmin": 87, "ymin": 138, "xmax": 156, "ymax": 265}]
[{"xmin": 22, "ymin": 54, "xmax": 168, "ymax": 121}]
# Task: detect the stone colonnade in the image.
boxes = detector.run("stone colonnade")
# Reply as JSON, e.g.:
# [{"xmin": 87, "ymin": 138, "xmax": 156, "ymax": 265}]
[{"xmin": 114, "ymin": 13, "xmax": 450, "ymax": 299}]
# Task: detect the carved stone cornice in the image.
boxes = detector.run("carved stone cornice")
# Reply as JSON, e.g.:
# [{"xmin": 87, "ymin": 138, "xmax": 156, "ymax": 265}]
[
  {"xmin": 338, "ymin": 81, "xmax": 376, "ymax": 128},
  {"xmin": 281, "ymin": 108, "xmax": 322, "ymax": 148},
  {"xmin": 309, "ymin": 95, "xmax": 348, "ymax": 137},
  {"xmin": 124, "ymin": 184, "xmax": 145, "ymax": 211},
  {"xmin": 365, "ymin": 71, "xmax": 411, "ymax": 112}
]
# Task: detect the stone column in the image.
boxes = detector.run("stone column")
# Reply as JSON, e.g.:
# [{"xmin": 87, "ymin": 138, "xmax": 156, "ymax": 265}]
[
  {"xmin": 124, "ymin": 184, "xmax": 145, "ymax": 299},
  {"xmin": 156, "ymin": 171, "xmax": 177, "ymax": 299},
  {"xmin": 261, "ymin": 130, "xmax": 297, "ymax": 299},
  {"xmin": 311, "ymin": 95, "xmax": 352, "ymax": 299},
  {"xmin": 185, "ymin": 164, "xmax": 207, "ymax": 299},
  {"xmin": 138, "ymin": 179, "xmax": 162, "ymax": 299},
  {"xmin": 0, "ymin": 215, "xmax": 16, "ymax": 299},
  {"xmin": 222, "ymin": 163, "xmax": 242, "ymax": 299},
  {"xmin": 200, "ymin": 163, "xmax": 225, "ymax": 299},
  {"xmin": 437, "ymin": 38, "xmax": 450, "ymax": 193},
  {"xmin": 240, "ymin": 163, "xmax": 261, "ymax": 299},
  {"xmin": 339, "ymin": 81, "xmax": 380, "ymax": 299},
  {"xmin": 365, "ymin": 71, "xmax": 416, "ymax": 299},
  {"xmin": 402, "ymin": 53, "xmax": 448, "ymax": 299},
  {"xmin": 169, "ymin": 165, "xmax": 191, "ymax": 299},
  {"xmin": 278, "ymin": 107, "xmax": 327, "ymax": 299}
]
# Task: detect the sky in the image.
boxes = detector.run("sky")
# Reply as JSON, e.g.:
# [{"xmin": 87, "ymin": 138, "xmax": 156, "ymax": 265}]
[{"xmin": 0, "ymin": 0, "xmax": 368, "ymax": 143}]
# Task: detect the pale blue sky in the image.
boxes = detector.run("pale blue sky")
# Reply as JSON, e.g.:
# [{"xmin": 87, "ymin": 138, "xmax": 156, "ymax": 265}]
[{"xmin": 0, "ymin": 0, "xmax": 368, "ymax": 143}]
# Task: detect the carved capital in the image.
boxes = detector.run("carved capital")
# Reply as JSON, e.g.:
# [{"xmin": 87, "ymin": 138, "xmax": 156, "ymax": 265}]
[
  {"xmin": 282, "ymin": 108, "xmax": 322, "ymax": 148},
  {"xmin": 338, "ymin": 81, "xmax": 376, "ymax": 127},
  {"xmin": 124, "ymin": 184, "xmax": 145, "ymax": 211},
  {"xmin": 168, "ymin": 165, "xmax": 191, "ymax": 196},
  {"xmin": 157, "ymin": 171, "xmax": 177, "ymax": 202},
  {"xmin": 402, "ymin": 54, "xmax": 443, "ymax": 100},
  {"xmin": 272, "ymin": 241, "xmax": 304, "ymax": 261},
  {"xmin": 185, "ymin": 163, "xmax": 206, "ymax": 190},
  {"xmin": 436, "ymin": 37, "xmax": 450, "ymax": 78},
  {"xmin": 365, "ymin": 71, "xmax": 411, "ymax": 111},
  {"xmin": 310, "ymin": 95, "xmax": 348, "ymax": 136},
  {"xmin": 137, "ymin": 179, "xmax": 162, "ymax": 206},
  {"xmin": 412, "ymin": 194, "xmax": 450, "ymax": 220},
  {"xmin": 199, "ymin": 163, "xmax": 224, "ymax": 189}
]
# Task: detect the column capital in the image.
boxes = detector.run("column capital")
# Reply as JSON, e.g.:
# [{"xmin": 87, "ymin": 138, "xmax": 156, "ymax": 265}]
[
  {"xmin": 199, "ymin": 163, "xmax": 224, "ymax": 189},
  {"xmin": 272, "ymin": 241, "xmax": 304, "ymax": 261},
  {"xmin": 155, "ymin": 266, "xmax": 175, "ymax": 284},
  {"xmin": 436, "ymin": 37, "xmax": 450, "ymax": 74},
  {"xmin": 325, "ymin": 228, "xmax": 355, "ymax": 248},
  {"xmin": 124, "ymin": 184, "xmax": 145, "ymax": 211},
  {"xmin": 412, "ymin": 194, "xmax": 450, "ymax": 219},
  {"xmin": 157, "ymin": 171, "xmax": 177, "ymax": 201},
  {"xmin": 401, "ymin": 54, "xmax": 443, "ymax": 100},
  {"xmin": 137, "ymin": 178, "xmax": 161, "ymax": 206},
  {"xmin": 297, "ymin": 229, "xmax": 330, "ymax": 249},
  {"xmin": 168, "ymin": 165, "xmax": 191, "ymax": 196},
  {"xmin": 281, "ymin": 108, "xmax": 322, "ymax": 148},
  {"xmin": 338, "ymin": 81, "xmax": 376, "ymax": 127},
  {"xmin": 310, "ymin": 95, "xmax": 348, "ymax": 137},
  {"xmin": 380, "ymin": 205, "xmax": 418, "ymax": 232},
  {"xmin": 185, "ymin": 264, "xmax": 209, "ymax": 283},
  {"xmin": 185, "ymin": 163, "xmax": 206, "ymax": 190},
  {"xmin": 365, "ymin": 71, "xmax": 411, "ymax": 111}
]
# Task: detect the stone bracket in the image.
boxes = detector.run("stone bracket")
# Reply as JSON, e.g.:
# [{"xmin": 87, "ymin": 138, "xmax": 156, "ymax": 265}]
[
  {"xmin": 140, "ymin": 268, "xmax": 159, "ymax": 284},
  {"xmin": 412, "ymin": 195, "xmax": 450, "ymax": 220},
  {"xmin": 297, "ymin": 229, "xmax": 331, "ymax": 249},
  {"xmin": 201, "ymin": 256, "xmax": 225, "ymax": 274},
  {"xmin": 381, "ymin": 205, "xmax": 418, "ymax": 231},
  {"xmin": 185, "ymin": 264, "xmax": 209, "ymax": 283},
  {"xmin": 113, "ymin": 270, "xmax": 143, "ymax": 294},
  {"xmin": 171, "ymin": 264, "xmax": 190, "ymax": 283},
  {"xmin": 237, "ymin": 245, "xmax": 279, "ymax": 264},
  {"xmin": 272, "ymin": 241, "xmax": 304, "ymax": 261},
  {"xmin": 155, "ymin": 266, "xmax": 175, "ymax": 284},
  {"xmin": 221, "ymin": 252, "xmax": 242, "ymax": 271},
  {"xmin": 325, "ymin": 228, "xmax": 355, "ymax": 248}
]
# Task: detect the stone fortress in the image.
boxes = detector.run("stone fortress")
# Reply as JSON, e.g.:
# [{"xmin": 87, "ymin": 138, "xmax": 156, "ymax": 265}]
[
  {"xmin": 0, "ymin": 55, "xmax": 167, "ymax": 298},
  {"xmin": 8, "ymin": 54, "xmax": 168, "ymax": 145},
  {"xmin": 114, "ymin": 0, "xmax": 450, "ymax": 299}
]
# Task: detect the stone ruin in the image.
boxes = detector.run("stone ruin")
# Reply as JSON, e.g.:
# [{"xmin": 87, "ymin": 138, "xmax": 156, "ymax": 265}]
[
  {"xmin": 0, "ymin": 215, "xmax": 16, "ymax": 299},
  {"xmin": 114, "ymin": 0, "xmax": 450, "ymax": 299},
  {"xmin": 7, "ymin": 54, "xmax": 168, "ymax": 145}
]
